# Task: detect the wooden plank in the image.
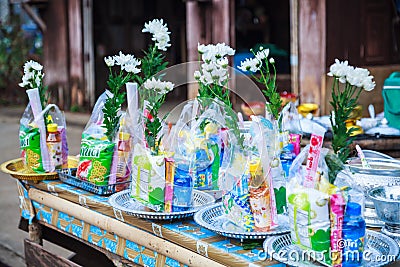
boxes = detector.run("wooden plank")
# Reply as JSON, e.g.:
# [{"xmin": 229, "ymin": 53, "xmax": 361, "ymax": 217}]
[
  {"xmin": 298, "ymin": 0, "xmax": 326, "ymax": 115},
  {"xmin": 28, "ymin": 188, "xmax": 226, "ymax": 267},
  {"xmin": 25, "ymin": 238, "xmax": 81, "ymax": 267}
]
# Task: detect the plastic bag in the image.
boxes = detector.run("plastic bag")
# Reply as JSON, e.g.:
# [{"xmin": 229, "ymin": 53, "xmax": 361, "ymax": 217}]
[
  {"xmin": 19, "ymin": 93, "xmax": 69, "ymax": 173},
  {"xmin": 287, "ymin": 135, "xmax": 350, "ymax": 266},
  {"xmin": 76, "ymin": 91, "xmax": 117, "ymax": 185}
]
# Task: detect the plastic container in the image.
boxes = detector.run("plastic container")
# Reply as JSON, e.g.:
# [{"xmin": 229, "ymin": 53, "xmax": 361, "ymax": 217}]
[
  {"xmin": 116, "ymin": 132, "xmax": 131, "ymax": 178},
  {"xmin": 382, "ymin": 72, "xmax": 400, "ymax": 129},
  {"xmin": 172, "ymin": 163, "xmax": 194, "ymax": 212},
  {"xmin": 342, "ymin": 202, "xmax": 366, "ymax": 267},
  {"xmin": 46, "ymin": 123, "xmax": 62, "ymax": 169}
]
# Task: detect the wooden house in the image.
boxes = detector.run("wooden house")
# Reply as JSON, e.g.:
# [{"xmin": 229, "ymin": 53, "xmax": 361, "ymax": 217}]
[{"xmin": 12, "ymin": 0, "xmax": 400, "ymax": 116}]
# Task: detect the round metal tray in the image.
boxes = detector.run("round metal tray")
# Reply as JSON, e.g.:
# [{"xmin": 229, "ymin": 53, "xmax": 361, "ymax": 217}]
[
  {"xmin": 108, "ymin": 189, "xmax": 215, "ymax": 220},
  {"xmin": 264, "ymin": 230, "xmax": 399, "ymax": 267},
  {"xmin": 194, "ymin": 203, "xmax": 290, "ymax": 240}
]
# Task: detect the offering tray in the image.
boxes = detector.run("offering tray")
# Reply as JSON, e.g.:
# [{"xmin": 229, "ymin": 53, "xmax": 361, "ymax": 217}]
[
  {"xmin": 109, "ymin": 189, "xmax": 215, "ymax": 220},
  {"xmin": 194, "ymin": 203, "xmax": 290, "ymax": 240},
  {"xmin": 1, "ymin": 156, "xmax": 78, "ymax": 182},
  {"xmin": 264, "ymin": 230, "xmax": 399, "ymax": 267},
  {"xmin": 57, "ymin": 168, "xmax": 130, "ymax": 195}
]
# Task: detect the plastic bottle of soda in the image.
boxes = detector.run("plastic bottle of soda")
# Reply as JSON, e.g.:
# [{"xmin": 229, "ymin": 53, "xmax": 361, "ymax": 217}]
[
  {"xmin": 46, "ymin": 123, "xmax": 62, "ymax": 169},
  {"xmin": 342, "ymin": 202, "xmax": 366, "ymax": 267}
]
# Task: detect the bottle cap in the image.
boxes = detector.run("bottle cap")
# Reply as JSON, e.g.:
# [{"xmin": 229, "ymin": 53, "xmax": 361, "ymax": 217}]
[
  {"xmin": 47, "ymin": 123, "xmax": 58, "ymax": 132},
  {"xmin": 346, "ymin": 202, "xmax": 361, "ymax": 216},
  {"xmin": 249, "ymin": 160, "xmax": 261, "ymax": 174},
  {"xmin": 119, "ymin": 132, "xmax": 130, "ymax": 141},
  {"xmin": 285, "ymin": 143, "xmax": 294, "ymax": 152}
]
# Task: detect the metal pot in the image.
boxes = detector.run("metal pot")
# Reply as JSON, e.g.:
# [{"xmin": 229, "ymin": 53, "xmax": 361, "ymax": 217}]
[
  {"xmin": 346, "ymin": 158, "xmax": 400, "ymax": 193},
  {"xmin": 368, "ymin": 186, "xmax": 400, "ymax": 239}
]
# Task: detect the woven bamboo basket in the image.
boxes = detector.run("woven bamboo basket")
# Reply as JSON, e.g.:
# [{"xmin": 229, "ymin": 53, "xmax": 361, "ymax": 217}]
[{"xmin": 0, "ymin": 156, "xmax": 79, "ymax": 182}]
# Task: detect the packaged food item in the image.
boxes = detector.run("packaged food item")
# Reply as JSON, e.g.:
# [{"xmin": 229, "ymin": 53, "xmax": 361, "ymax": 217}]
[
  {"xmin": 222, "ymin": 191, "xmax": 254, "ymax": 232},
  {"xmin": 131, "ymin": 144, "xmax": 166, "ymax": 212},
  {"xmin": 20, "ymin": 122, "xmax": 43, "ymax": 173},
  {"xmin": 77, "ymin": 133, "xmax": 115, "ymax": 185}
]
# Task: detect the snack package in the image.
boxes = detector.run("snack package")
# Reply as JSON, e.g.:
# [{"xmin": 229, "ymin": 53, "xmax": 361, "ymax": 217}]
[
  {"xmin": 131, "ymin": 143, "xmax": 166, "ymax": 211},
  {"xmin": 220, "ymin": 147, "xmax": 255, "ymax": 232},
  {"xmin": 287, "ymin": 129, "xmax": 349, "ymax": 266},
  {"xmin": 77, "ymin": 91, "xmax": 116, "ymax": 185},
  {"xmin": 19, "ymin": 89, "xmax": 69, "ymax": 173}
]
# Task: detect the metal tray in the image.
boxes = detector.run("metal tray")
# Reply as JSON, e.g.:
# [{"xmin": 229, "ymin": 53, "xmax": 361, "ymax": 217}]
[
  {"xmin": 264, "ymin": 230, "xmax": 399, "ymax": 267},
  {"xmin": 108, "ymin": 189, "xmax": 215, "ymax": 220},
  {"xmin": 57, "ymin": 168, "xmax": 130, "ymax": 195},
  {"xmin": 194, "ymin": 203, "xmax": 290, "ymax": 240}
]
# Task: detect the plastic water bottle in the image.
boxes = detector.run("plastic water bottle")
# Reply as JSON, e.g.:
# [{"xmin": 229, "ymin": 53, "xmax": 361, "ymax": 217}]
[
  {"xmin": 342, "ymin": 202, "xmax": 366, "ymax": 267},
  {"xmin": 280, "ymin": 143, "xmax": 295, "ymax": 178}
]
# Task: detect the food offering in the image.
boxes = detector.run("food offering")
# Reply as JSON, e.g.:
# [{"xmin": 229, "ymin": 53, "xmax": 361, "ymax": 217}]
[{"xmin": 18, "ymin": 60, "xmax": 69, "ymax": 176}]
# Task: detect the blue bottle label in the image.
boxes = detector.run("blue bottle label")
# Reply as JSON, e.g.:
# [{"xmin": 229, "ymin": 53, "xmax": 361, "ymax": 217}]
[{"xmin": 342, "ymin": 236, "xmax": 364, "ymax": 264}]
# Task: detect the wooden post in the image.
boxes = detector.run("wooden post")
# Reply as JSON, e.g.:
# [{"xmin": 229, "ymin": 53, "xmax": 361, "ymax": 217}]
[
  {"xmin": 68, "ymin": 0, "xmax": 84, "ymax": 107},
  {"xmin": 289, "ymin": 0, "xmax": 299, "ymax": 97},
  {"xmin": 298, "ymin": 0, "xmax": 326, "ymax": 115},
  {"xmin": 83, "ymin": 0, "xmax": 95, "ymax": 106},
  {"xmin": 185, "ymin": 0, "xmax": 234, "ymax": 101},
  {"xmin": 42, "ymin": 0, "xmax": 69, "ymax": 109},
  {"xmin": 186, "ymin": 1, "xmax": 203, "ymax": 100}
]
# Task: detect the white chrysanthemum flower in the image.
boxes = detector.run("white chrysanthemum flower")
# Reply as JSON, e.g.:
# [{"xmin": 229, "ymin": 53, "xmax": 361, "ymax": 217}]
[
  {"xmin": 269, "ymin": 57, "xmax": 275, "ymax": 64},
  {"xmin": 24, "ymin": 60, "xmax": 43, "ymax": 73},
  {"xmin": 362, "ymin": 76, "xmax": 375, "ymax": 91},
  {"xmin": 215, "ymin": 43, "xmax": 235, "ymax": 57},
  {"xmin": 211, "ymin": 67, "xmax": 227, "ymax": 80},
  {"xmin": 202, "ymin": 62, "xmax": 215, "ymax": 73},
  {"xmin": 255, "ymin": 49, "xmax": 270, "ymax": 61},
  {"xmin": 238, "ymin": 58, "xmax": 260, "ymax": 73},
  {"xmin": 123, "ymin": 63, "xmax": 141, "ymax": 74},
  {"xmin": 104, "ymin": 56, "xmax": 115, "ymax": 67},
  {"xmin": 142, "ymin": 19, "xmax": 169, "ymax": 35},
  {"xmin": 143, "ymin": 77, "xmax": 175, "ymax": 94},
  {"xmin": 194, "ymin": 70, "xmax": 201, "ymax": 80},
  {"xmin": 200, "ymin": 72, "xmax": 213, "ymax": 85},
  {"xmin": 198, "ymin": 43, "xmax": 208, "ymax": 54},
  {"xmin": 143, "ymin": 19, "xmax": 171, "ymax": 51},
  {"xmin": 328, "ymin": 59, "xmax": 352, "ymax": 79},
  {"xmin": 114, "ymin": 51, "xmax": 134, "ymax": 66},
  {"xmin": 19, "ymin": 71, "xmax": 33, "ymax": 88},
  {"xmin": 216, "ymin": 57, "xmax": 229, "ymax": 68},
  {"xmin": 346, "ymin": 67, "xmax": 367, "ymax": 87}
]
